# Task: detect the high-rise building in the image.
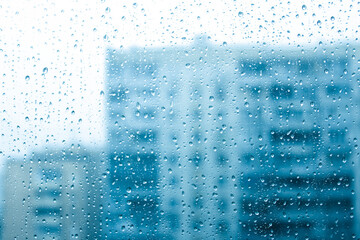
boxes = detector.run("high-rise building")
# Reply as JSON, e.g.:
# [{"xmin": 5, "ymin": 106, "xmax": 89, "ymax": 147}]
[
  {"xmin": 105, "ymin": 39, "xmax": 359, "ymax": 239},
  {"xmin": 105, "ymin": 37, "xmax": 243, "ymax": 239},
  {"xmin": 237, "ymin": 50, "xmax": 359, "ymax": 239},
  {"xmin": 2, "ymin": 146, "xmax": 104, "ymax": 240}
]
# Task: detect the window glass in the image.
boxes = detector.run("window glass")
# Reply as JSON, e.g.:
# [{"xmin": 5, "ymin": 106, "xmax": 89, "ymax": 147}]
[{"xmin": 0, "ymin": 1, "xmax": 359, "ymax": 239}]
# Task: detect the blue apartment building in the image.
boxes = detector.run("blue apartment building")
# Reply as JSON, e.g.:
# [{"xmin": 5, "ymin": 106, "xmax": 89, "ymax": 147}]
[{"xmin": 105, "ymin": 40, "xmax": 359, "ymax": 239}]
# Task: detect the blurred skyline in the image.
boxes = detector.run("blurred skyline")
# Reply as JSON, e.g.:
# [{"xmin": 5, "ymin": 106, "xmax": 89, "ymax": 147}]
[{"xmin": 0, "ymin": 1, "xmax": 359, "ymax": 239}]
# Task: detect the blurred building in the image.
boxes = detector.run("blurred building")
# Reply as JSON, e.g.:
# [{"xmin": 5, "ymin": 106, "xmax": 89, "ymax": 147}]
[
  {"xmin": 105, "ymin": 39, "xmax": 359, "ymax": 239},
  {"xmin": 2, "ymin": 146, "xmax": 104, "ymax": 240},
  {"xmin": 105, "ymin": 37, "xmax": 243, "ymax": 239},
  {"xmin": 237, "ymin": 51, "xmax": 359, "ymax": 239}
]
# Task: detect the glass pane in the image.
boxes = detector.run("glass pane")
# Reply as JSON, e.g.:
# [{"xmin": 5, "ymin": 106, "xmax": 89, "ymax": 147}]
[{"xmin": 0, "ymin": 1, "xmax": 359, "ymax": 239}]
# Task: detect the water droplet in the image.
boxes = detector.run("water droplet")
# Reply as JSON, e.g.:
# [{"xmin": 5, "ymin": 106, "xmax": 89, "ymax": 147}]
[
  {"xmin": 42, "ymin": 67, "xmax": 48, "ymax": 74},
  {"xmin": 238, "ymin": 11, "xmax": 244, "ymax": 17}
]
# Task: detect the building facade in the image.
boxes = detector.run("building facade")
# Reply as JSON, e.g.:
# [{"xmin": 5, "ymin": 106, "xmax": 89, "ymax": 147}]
[
  {"xmin": 105, "ymin": 39, "xmax": 359, "ymax": 239},
  {"xmin": 2, "ymin": 146, "xmax": 103, "ymax": 240},
  {"xmin": 237, "ymin": 53, "xmax": 359, "ymax": 239}
]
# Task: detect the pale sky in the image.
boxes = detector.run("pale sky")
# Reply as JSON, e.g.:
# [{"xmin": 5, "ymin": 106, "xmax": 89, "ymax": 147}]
[{"xmin": 0, "ymin": 0, "xmax": 359, "ymax": 158}]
